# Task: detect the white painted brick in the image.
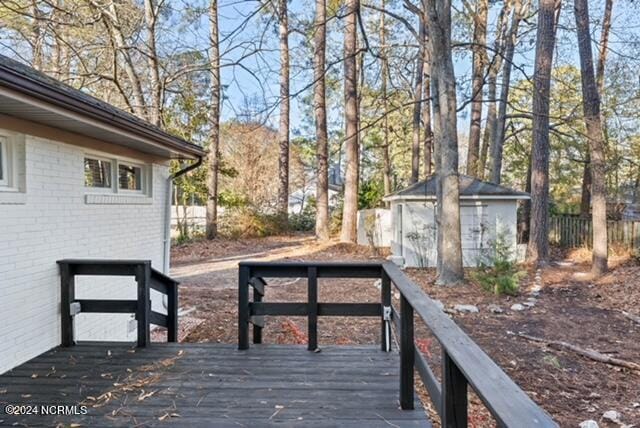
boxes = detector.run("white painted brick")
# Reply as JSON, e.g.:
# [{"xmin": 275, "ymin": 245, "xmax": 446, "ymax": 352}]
[{"xmin": 0, "ymin": 133, "xmax": 169, "ymax": 374}]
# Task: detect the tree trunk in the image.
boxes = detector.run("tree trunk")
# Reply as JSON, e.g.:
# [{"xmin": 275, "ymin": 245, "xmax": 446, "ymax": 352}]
[
  {"xmin": 410, "ymin": 19, "xmax": 425, "ymax": 183},
  {"xmin": 574, "ymin": 0, "xmax": 608, "ymax": 276},
  {"xmin": 520, "ymin": 152, "xmax": 532, "ymax": 243},
  {"xmin": 466, "ymin": 0, "xmax": 488, "ymax": 177},
  {"xmin": 431, "ymin": 70, "xmax": 444, "ymax": 274},
  {"xmin": 30, "ymin": 1, "xmax": 44, "ymax": 71},
  {"xmin": 277, "ymin": 0, "xmax": 290, "ymax": 224},
  {"xmin": 527, "ymin": 0, "xmax": 561, "ymax": 265},
  {"xmin": 489, "ymin": 0, "xmax": 528, "ymax": 184},
  {"xmin": 93, "ymin": 0, "xmax": 148, "ymax": 119},
  {"xmin": 51, "ymin": 0, "xmax": 70, "ymax": 82},
  {"xmin": 314, "ymin": 0, "xmax": 330, "ymax": 241},
  {"xmin": 143, "ymin": 0, "xmax": 162, "ymax": 126},
  {"xmin": 580, "ymin": 155, "xmax": 592, "ymax": 218},
  {"xmin": 426, "ymin": 0, "xmax": 464, "ymax": 285},
  {"xmin": 478, "ymin": 0, "xmax": 511, "ymax": 179},
  {"xmin": 422, "ymin": 11, "xmax": 433, "ymax": 177},
  {"xmin": 340, "ymin": 0, "xmax": 360, "ymax": 243},
  {"xmin": 380, "ymin": 1, "xmax": 393, "ymax": 199},
  {"xmin": 596, "ymin": 0, "xmax": 613, "ymax": 95},
  {"xmin": 580, "ymin": 0, "xmax": 613, "ymax": 218},
  {"xmin": 206, "ymin": 0, "xmax": 221, "ymax": 239}
]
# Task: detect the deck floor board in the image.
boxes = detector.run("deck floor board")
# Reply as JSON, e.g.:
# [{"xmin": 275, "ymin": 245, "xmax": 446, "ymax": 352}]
[{"xmin": 0, "ymin": 344, "xmax": 430, "ymax": 427}]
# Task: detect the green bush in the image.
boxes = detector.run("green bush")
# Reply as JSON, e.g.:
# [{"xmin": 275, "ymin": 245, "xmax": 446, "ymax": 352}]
[
  {"xmin": 329, "ymin": 195, "xmax": 344, "ymax": 236},
  {"xmin": 358, "ymin": 179, "xmax": 385, "ymax": 209},
  {"xmin": 471, "ymin": 230, "xmax": 525, "ymax": 296},
  {"xmin": 289, "ymin": 201, "xmax": 316, "ymax": 232},
  {"xmin": 220, "ymin": 207, "xmax": 285, "ymax": 238}
]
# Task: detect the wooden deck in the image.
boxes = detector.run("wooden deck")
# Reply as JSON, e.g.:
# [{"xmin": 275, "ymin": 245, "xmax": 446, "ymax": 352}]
[{"xmin": 0, "ymin": 343, "xmax": 429, "ymax": 427}]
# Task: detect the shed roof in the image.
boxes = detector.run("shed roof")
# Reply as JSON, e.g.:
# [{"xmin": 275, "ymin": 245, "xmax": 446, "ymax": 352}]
[
  {"xmin": 0, "ymin": 55, "xmax": 206, "ymax": 159},
  {"xmin": 384, "ymin": 175, "xmax": 529, "ymax": 200}
]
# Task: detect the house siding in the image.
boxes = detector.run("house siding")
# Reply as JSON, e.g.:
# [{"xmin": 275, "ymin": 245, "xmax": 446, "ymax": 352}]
[{"xmin": 0, "ymin": 132, "xmax": 169, "ymax": 374}]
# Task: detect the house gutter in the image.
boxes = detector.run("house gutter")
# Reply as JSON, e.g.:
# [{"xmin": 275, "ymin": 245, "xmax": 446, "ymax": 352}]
[
  {"xmin": 163, "ymin": 156, "xmax": 204, "ymax": 274},
  {"xmin": 0, "ymin": 59, "xmax": 206, "ymax": 159}
]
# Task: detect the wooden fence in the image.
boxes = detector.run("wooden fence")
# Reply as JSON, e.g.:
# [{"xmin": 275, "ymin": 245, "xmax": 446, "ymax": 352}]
[{"xmin": 549, "ymin": 215, "xmax": 640, "ymax": 250}]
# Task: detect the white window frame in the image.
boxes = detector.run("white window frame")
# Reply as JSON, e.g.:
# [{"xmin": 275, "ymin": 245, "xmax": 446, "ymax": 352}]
[
  {"xmin": 0, "ymin": 136, "xmax": 8, "ymax": 187},
  {"xmin": 84, "ymin": 150, "xmax": 151, "ymax": 197},
  {"xmin": 84, "ymin": 155, "xmax": 114, "ymax": 193},
  {"xmin": 116, "ymin": 160, "xmax": 146, "ymax": 195}
]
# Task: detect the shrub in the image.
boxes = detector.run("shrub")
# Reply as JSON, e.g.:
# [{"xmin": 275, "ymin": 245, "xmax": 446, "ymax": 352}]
[
  {"xmin": 406, "ymin": 225, "xmax": 437, "ymax": 268},
  {"xmin": 289, "ymin": 202, "xmax": 316, "ymax": 232},
  {"xmin": 220, "ymin": 207, "xmax": 285, "ymax": 238},
  {"xmin": 329, "ymin": 195, "xmax": 344, "ymax": 236},
  {"xmin": 471, "ymin": 229, "xmax": 525, "ymax": 296}
]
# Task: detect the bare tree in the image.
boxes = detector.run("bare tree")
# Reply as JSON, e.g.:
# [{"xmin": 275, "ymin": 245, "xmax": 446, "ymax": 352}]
[
  {"xmin": 527, "ymin": 0, "xmax": 561, "ymax": 265},
  {"xmin": 579, "ymin": 0, "xmax": 613, "ymax": 217},
  {"xmin": 206, "ymin": 0, "xmax": 221, "ymax": 239},
  {"xmin": 410, "ymin": 14, "xmax": 426, "ymax": 183},
  {"xmin": 143, "ymin": 0, "xmax": 162, "ymax": 126},
  {"xmin": 277, "ymin": 0, "xmax": 290, "ymax": 223},
  {"xmin": 478, "ymin": 0, "xmax": 511, "ymax": 178},
  {"xmin": 340, "ymin": 0, "xmax": 360, "ymax": 243},
  {"xmin": 314, "ymin": 0, "xmax": 330, "ymax": 240},
  {"xmin": 489, "ymin": 0, "xmax": 529, "ymax": 184},
  {"xmin": 30, "ymin": 1, "xmax": 44, "ymax": 71},
  {"xmin": 574, "ymin": 0, "xmax": 608, "ymax": 276},
  {"xmin": 90, "ymin": 0, "xmax": 148, "ymax": 119},
  {"xmin": 466, "ymin": 0, "xmax": 488, "ymax": 177},
  {"xmin": 422, "ymin": 29, "xmax": 433, "ymax": 177},
  {"xmin": 425, "ymin": 0, "xmax": 464, "ymax": 285},
  {"xmin": 380, "ymin": 0, "xmax": 393, "ymax": 198}
]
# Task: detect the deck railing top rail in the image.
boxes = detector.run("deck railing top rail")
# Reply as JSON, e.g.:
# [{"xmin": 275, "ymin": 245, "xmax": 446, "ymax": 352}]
[
  {"xmin": 57, "ymin": 259, "xmax": 179, "ymax": 347},
  {"xmin": 237, "ymin": 260, "xmax": 557, "ymax": 428}
]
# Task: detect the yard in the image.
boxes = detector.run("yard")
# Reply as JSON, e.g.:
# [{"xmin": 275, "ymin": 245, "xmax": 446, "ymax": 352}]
[{"xmin": 170, "ymin": 235, "xmax": 640, "ymax": 427}]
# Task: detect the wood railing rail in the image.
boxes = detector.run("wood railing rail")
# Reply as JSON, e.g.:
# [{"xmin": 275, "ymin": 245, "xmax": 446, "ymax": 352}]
[
  {"xmin": 238, "ymin": 260, "xmax": 557, "ymax": 428},
  {"xmin": 57, "ymin": 259, "xmax": 179, "ymax": 347}
]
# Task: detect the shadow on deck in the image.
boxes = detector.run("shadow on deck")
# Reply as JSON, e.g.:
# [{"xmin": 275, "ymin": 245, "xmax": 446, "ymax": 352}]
[{"xmin": 0, "ymin": 343, "xmax": 429, "ymax": 427}]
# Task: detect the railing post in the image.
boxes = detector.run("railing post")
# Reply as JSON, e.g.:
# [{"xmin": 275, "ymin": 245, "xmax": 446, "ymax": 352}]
[
  {"xmin": 252, "ymin": 277, "xmax": 265, "ymax": 344},
  {"xmin": 381, "ymin": 269, "xmax": 391, "ymax": 352},
  {"xmin": 238, "ymin": 265, "xmax": 250, "ymax": 350},
  {"xmin": 135, "ymin": 262, "xmax": 151, "ymax": 347},
  {"xmin": 400, "ymin": 294, "xmax": 414, "ymax": 410},
  {"xmin": 167, "ymin": 282, "xmax": 178, "ymax": 342},
  {"xmin": 307, "ymin": 266, "xmax": 318, "ymax": 351},
  {"xmin": 60, "ymin": 263, "xmax": 75, "ymax": 347},
  {"xmin": 442, "ymin": 351, "xmax": 468, "ymax": 428}
]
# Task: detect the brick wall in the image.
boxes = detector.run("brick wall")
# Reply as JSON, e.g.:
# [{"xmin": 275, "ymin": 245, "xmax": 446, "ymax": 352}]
[{"xmin": 0, "ymin": 131, "xmax": 169, "ymax": 373}]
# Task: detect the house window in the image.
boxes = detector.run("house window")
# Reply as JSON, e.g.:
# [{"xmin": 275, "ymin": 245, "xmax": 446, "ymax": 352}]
[
  {"xmin": 0, "ymin": 133, "xmax": 27, "ymax": 202},
  {"xmin": 118, "ymin": 163, "xmax": 143, "ymax": 191},
  {"xmin": 0, "ymin": 138, "xmax": 7, "ymax": 187},
  {"xmin": 84, "ymin": 152, "xmax": 150, "ymax": 197},
  {"xmin": 84, "ymin": 157, "xmax": 112, "ymax": 188}
]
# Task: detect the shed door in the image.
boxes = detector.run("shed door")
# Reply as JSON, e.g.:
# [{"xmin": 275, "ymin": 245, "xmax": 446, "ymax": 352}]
[
  {"xmin": 395, "ymin": 204, "xmax": 403, "ymax": 256},
  {"xmin": 460, "ymin": 205, "xmax": 488, "ymax": 266}
]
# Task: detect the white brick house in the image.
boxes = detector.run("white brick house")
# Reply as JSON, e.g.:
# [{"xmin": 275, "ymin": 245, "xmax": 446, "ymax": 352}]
[{"xmin": 0, "ymin": 56, "xmax": 205, "ymax": 373}]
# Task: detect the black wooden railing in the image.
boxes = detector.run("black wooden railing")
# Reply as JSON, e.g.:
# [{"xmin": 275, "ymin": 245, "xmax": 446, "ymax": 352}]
[
  {"xmin": 57, "ymin": 259, "xmax": 179, "ymax": 347},
  {"xmin": 238, "ymin": 261, "xmax": 557, "ymax": 428}
]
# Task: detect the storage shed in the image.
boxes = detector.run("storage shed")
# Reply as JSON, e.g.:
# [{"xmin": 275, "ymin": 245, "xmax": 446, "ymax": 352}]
[{"xmin": 383, "ymin": 175, "xmax": 529, "ymax": 268}]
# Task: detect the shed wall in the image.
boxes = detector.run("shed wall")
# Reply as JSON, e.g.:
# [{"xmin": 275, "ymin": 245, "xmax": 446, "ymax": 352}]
[{"xmin": 390, "ymin": 199, "xmax": 518, "ymax": 268}]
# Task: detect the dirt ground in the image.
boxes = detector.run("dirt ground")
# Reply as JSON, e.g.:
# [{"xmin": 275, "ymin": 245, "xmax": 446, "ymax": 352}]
[{"xmin": 170, "ymin": 235, "xmax": 640, "ymax": 427}]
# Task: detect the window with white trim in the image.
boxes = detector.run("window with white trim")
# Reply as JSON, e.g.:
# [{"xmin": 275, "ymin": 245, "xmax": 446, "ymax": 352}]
[
  {"xmin": 84, "ymin": 157, "xmax": 112, "ymax": 188},
  {"xmin": 0, "ymin": 132, "xmax": 26, "ymax": 203},
  {"xmin": 0, "ymin": 137, "xmax": 7, "ymax": 187},
  {"xmin": 84, "ymin": 154, "xmax": 150, "ymax": 196},
  {"xmin": 118, "ymin": 162, "xmax": 143, "ymax": 192}
]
